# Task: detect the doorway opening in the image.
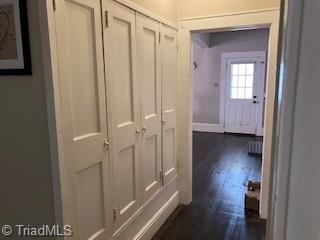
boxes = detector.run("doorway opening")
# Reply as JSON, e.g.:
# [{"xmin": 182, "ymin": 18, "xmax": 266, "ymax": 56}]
[
  {"xmin": 192, "ymin": 28, "xmax": 269, "ymax": 239},
  {"xmin": 155, "ymin": 8, "xmax": 280, "ymax": 239},
  {"xmin": 155, "ymin": 21, "xmax": 278, "ymax": 238}
]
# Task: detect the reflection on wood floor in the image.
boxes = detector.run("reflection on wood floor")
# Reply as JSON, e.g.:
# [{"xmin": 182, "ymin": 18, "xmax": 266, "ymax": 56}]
[{"xmin": 153, "ymin": 132, "xmax": 266, "ymax": 240}]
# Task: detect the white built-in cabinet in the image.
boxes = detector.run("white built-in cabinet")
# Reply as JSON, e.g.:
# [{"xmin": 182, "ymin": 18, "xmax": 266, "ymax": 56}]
[{"xmin": 53, "ymin": 0, "xmax": 178, "ymax": 239}]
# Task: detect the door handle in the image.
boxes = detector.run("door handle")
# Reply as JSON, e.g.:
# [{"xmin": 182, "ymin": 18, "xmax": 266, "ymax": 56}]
[
  {"xmin": 162, "ymin": 119, "xmax": 167, "ymax": 125},
  {"xmin": 104, "ymin": 139, "xmax": 110, "ymax": 150},
  {"xmin": 136, "ymin": 128, "xmax": 141, "ymax": 135},
  {"xmin": 253, "ymin": 101, "xmax": 259, "ymax": 104},
  {"xmin": 142, "ymin": 126, "xmax": 147, "ymax": 133}
]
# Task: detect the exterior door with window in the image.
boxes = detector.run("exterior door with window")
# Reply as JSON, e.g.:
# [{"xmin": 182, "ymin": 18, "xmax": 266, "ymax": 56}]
[{"xmin": 224, "ymin": 56, "xmax": 265, "ymax": 134}]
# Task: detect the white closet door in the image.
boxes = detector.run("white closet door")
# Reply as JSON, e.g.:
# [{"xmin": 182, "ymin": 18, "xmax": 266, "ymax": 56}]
[
  {"xmin": 55, "ymin": 0, "xmax": 110, "ymax": 239},
  {"xmin": 136, "ymin": 14, "xmax": 162, "ymax": 202},
  {"xmin": 161, "ymin": 25, "xmax": 178, "ymax": 185},
  {"xmin": 103, "ymin": 1, "xmax": 140, "ymax": 228}
]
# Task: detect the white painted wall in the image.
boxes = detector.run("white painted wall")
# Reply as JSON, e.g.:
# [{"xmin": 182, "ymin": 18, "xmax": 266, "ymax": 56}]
[
  {"xmin": 178, "ymin": 0, "xmax": 280, "ymax": 19},
  {"xmin": 193, "ymin": 37, "xmax": 214, "ymax": 123},
  {"xmin": 130, "ymin": 0, "xmax": 177, "ymax": 23},
  {"xmin": 283, "ymin": 1, "xmax": 320, "ymax": 239},
  {"xmin": 193, "ymin": 29, "xmax": 269, "ymax": 125},
  {"xmin": 193, "ymin": 33, "xmax": 210, "ymax": 47}
]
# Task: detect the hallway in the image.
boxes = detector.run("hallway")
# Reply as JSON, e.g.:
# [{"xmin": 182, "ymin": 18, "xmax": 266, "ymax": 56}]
[{"xmin": 153, "ymin": 132, "xmax": 266, "ymax": 240}]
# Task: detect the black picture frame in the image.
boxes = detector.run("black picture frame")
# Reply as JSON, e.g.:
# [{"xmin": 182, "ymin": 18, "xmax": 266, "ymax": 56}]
[{"xmin": 0, "ymin": 0, "xmax": 32, "ymax": 75}]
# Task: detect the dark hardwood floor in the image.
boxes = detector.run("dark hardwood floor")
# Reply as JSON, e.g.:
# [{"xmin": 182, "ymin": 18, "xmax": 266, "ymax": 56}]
[{"xmin": 153, "ymin": 132, "xmax": 266, "ymax": 240}]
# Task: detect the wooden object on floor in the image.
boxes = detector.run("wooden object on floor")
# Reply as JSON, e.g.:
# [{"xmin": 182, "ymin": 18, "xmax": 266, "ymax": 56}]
[{"xmin": 245, "ymin": 180, "xmax": 261, "ymax": 212}]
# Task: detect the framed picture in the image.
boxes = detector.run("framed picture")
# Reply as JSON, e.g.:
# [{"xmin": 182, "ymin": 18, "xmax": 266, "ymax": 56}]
[{"xmin": 0, "ymin": 0, "xmax": 31, "ymax": 75}]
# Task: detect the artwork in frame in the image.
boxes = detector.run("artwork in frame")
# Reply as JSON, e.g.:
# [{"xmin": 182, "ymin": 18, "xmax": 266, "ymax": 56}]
[{"xmin": 0, "ymin": 0, "xmax": 31, "ymax": 75}]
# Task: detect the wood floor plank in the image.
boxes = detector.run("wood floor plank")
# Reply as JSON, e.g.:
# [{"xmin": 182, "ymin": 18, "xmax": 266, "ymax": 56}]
[{"xmin": 152, "ymin": 132, "xmax": 266, "ymax": 240}]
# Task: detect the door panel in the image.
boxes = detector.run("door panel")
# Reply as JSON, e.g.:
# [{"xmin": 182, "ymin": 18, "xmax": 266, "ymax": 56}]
[
  {"xmin": 113, "ymin": 17, "xmax": 135, "ymax": 125},
  {"xmin": 103, "ymin": 1, "xmax": 140, "ymax": 229},
  {"xmin": 65, "ymin": 0, "xmax": 100, "ymax": 138},
  {"xmin": 117, "ymin": 146, "xmax": 136, "ymax": 211},
  {"xmin": 161, "ymin": 25, "xmax": 178, "ymax": 185},
  {"xmin": 77, "ymin": 163, "xmax": 105, "ymax": 240},
  {"xmin": 137, "ymin": 14, "xmax": 162, "ymax": 201},
  {"xmin": 55, "ymin": 0, "xmax": 109, "ymax": 239},
  {"xmin": 225, "ymin": 59, "xmax": 260, "ymax": 134}
]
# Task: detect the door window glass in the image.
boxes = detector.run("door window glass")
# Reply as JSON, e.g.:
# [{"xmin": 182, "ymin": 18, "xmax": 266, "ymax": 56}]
[{"xmin": 230, "ymin": 63, "xmax": 254, "ymax": 99}]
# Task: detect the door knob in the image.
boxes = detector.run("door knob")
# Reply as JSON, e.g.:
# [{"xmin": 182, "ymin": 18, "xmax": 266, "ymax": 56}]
[
  {"xmin": 162, "ymin": 119, "xmax": 167, "ymax": 125},
  {"xmin": 142, "ymin": 126, "xmax": 147, "ymax": 133},
  {"xmin": 136, "ymin": 128, "xmax": 141, "ymax": 135},
  {"xmin": 253, "ymin": 101, "xmax": 259, "ymax": 104}
]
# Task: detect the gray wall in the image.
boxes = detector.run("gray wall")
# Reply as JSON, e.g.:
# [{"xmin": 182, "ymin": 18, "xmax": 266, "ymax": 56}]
[
  {"xmin": 193, "ymin": 28, "xmax": 269, "ymax": 124},
  {"xmin": 0, "ymin": 0, "xmax": 56, "ymax": 235}
]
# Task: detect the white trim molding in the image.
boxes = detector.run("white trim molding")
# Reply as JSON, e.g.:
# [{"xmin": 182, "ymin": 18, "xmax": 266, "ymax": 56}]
[
  {"xmin": 113, "ymin": 0, "xmax": 177, "ymax": 29},
  {"xmin": 37, "ymin": 0, "xmax": 64, "ymax": 227},
  {"xmin": 193, "ymin": 123, "xmax": 224, "ymax": 133},
  {"xmin": 133, "ymin": 191, "xmax": 179, "ymax": 240},
  {"xmin": 111, "ymin": 178, "xmax": 179, "ymax": 240},
  {"xmin": 268, "ymin": 0, "xmax": 304, "ymax": 239},
  {"xmin": 221, "ymin": 51, "xmax": 266, "ymax": 58},
  {"xmin": 177, "ymin": 8, "xmax": 280, "ymax": 221},
  {"xmin": 178, "ymin": 8, "xmax": 280, "ymax": 21}
]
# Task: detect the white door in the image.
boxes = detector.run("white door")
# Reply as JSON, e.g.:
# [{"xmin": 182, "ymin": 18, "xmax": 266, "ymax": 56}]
[
  {"xmin": 224, "ymin": 56, "xmax": 265, "ymax": 134},
  {"xmin": 136, "ymin": 14, "xmax": 162, "ymax": 201},
  {"xmin": 161, "ymin": 25, "xmax": 178, "ymax": 185},
  {"xmin": 103, "ymin": 1, "xmax": 140, "ymax": 229},
  {"xmin": 54, "ymin": 0, "xmax": 110, "ymax": 239}
]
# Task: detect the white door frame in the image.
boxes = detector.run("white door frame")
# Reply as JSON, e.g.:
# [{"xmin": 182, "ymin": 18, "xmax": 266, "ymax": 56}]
[
  {"xmin": 220, "ymin": 51, "xmax": 266, "ymax": 136},
  {"xmin": 177, "ymin": 8, "xmax": 280, "ymax": 220}
]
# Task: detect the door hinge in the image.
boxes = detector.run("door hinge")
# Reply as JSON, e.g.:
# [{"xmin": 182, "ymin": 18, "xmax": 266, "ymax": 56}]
[
  {"xmin": 52, "ymin": 0, "xmax": 56, "ymax": 11},
  {"xmin": 113, "ymin": 208, "xmax": 117, "ymax": 222},
  {"xmin": 105, "ymin": 10, "xmax": 109, "ymax": 28}
]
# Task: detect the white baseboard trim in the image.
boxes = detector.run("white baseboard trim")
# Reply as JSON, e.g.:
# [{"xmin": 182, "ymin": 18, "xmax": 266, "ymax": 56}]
[
  {"xmin": 193, "ymin": 123, "xmax": 224, "ymax": 133},
  {"xmin": 256, "ymin": 127, "xmax": 264, "ymax": 137},
  {"xmin": 134, "ymin": 191, "xmax": 179, "ymax": 240},
  {"xmin": 112, "ymin": 178, "xmax": 179, "ymax": 240}
]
